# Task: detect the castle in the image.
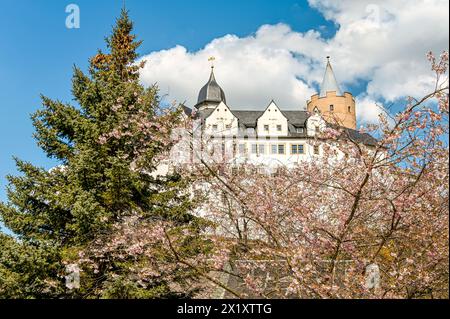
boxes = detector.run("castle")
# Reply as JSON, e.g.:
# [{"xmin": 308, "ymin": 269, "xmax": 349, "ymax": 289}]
[{"xmin": 175, "ymin": 57, "xmax": 377, "ymax": 169}]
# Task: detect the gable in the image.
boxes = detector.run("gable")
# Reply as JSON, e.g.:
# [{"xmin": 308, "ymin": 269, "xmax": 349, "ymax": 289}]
[
  {"xmin": 203, "ymin": 102, "xmax": 238, "ymax": 131},
  {"xmin": 257, "ymin": 101, "xmax": 288, "ymax": 122}
]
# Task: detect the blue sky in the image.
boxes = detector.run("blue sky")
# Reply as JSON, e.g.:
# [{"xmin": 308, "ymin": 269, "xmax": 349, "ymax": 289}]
[
  {"xmin": 0, "ymin": 0, "xmax": 334, "ymax": 201},
  {"xmin": 0, "ymin": 0, "xmax": 448, "ymax": 233},
  {"xmin": 0, "ymin": 0, "xmax": 336, "ymax": 232}
]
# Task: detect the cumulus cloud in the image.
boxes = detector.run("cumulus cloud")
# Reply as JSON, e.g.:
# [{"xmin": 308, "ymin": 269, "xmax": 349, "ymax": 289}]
[
  {"xmin": 356, "ymin": 95, "xmax": 389, "ymax": 126},
  {"xmin": 139, "ymin": 0, "xmax": 449, "ymax": 123},
  {"xmin": 139, "ymin": 27, "xmax": 318, "ymax": 110}
]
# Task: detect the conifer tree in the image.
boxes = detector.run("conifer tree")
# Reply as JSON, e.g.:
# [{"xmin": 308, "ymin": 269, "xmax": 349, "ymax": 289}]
[{"xmin": 0, "ymin": 10, "xmax": 202, "ymax": 298}]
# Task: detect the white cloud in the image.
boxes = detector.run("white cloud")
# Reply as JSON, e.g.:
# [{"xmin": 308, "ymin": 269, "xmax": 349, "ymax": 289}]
[
  {"xmin": 356, "ymin": 95, "xmax": 388, "ymax": 126},
  {"xmin": 139, "ymin": 0, "xmax": 449, "ymax": 123},
  {"xmin": 139, "ymin": 28, "xmax": 318, "ymax": 110}
]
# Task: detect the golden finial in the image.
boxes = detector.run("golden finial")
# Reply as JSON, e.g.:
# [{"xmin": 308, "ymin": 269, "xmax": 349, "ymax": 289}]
[{"xmin": 208, "ymin": 56, "xmax": 216, "ymax": 69}]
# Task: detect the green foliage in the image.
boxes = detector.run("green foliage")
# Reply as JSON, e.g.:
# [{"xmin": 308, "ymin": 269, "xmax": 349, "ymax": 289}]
[
  {"xmin": 0, "ymin": 10, "xmax": 199, "ymax": 298},
  {"xmin": 0, "ymin": 234, "xmax": 62, "ymax": 298}
]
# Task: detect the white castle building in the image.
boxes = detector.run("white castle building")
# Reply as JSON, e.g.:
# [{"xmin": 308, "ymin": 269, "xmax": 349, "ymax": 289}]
[{"xmin": 167, "ymin": 58, "xmax": 377, "ymax": 171}]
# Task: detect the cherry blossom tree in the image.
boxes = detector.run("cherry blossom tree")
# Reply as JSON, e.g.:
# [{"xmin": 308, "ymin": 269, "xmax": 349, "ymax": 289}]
[
  {"xmin": 76, "ymin": 52, "xmax": 448, "ymax": 299},
  {"xmin": 176, "ymin": 51, "xmax": 449, "ymax": 299}
]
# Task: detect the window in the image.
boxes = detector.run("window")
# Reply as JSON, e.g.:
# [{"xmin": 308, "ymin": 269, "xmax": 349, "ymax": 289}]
[
  {"xmin": 348, "ymin": 106, "xmax": 351, "ymax": 113},
  {"xmin": 226, "ymin": 124, "xmax": 232, "ymax": 129},
  {"xmin": 315, "ymin": 126, "xmax": 320, "ymax": 134},
  {"xmin": 277, "ymin": 125, "xmax": 282, "ymax": 132},
  {"xmin": 264, "ymin": 125, "xmax": 269, "ymax": 132},
  {"xmin": 314, "ymin": 145, "xmax": 320, "ymax": 155},
  {"xmin": 296, "ymin": 127, "xmax": 304, "ymax": 133},
  {"xmin": 239, "ymin": 144, "xmax": 246, "ymax": 155},
  {"xmin": 251, "ymin": 144, "xmax": 265, "ymax": 155},
  {"xmin": 259, "ymin": 144, "xmax": 266, "ymax": 155},
  {"xmin": 271, "ymin": 144, "xmax": 285, "ymax": 154},
  {"xmin": 291, "ymin": 144, "xmax": 305, "ymax": 154},
  {"xmin": 221, "ymin": 143, "xmax": 226, "ymax": 156},
  {"xmin": 330, "ymin": 104, "xmax": 334, "ymax": 112},
  {"xmin": 212, "ymin": 125, "xmax": 218, "ymax": 130},
  {"xmin": 271, "ymin": 144, "xmax": 278, "ymax": 154}
]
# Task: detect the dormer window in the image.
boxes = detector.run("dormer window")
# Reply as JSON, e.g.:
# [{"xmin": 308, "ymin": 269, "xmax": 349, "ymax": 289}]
[{"xmin": 296, "ymin": 127, "xmax": 304, "ymax": 133}]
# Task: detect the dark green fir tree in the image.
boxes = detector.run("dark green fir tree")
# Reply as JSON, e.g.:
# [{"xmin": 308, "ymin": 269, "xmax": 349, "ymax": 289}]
[{"xmin": 0, "ymin": 10, "xmax": 205, "ymax": 299}]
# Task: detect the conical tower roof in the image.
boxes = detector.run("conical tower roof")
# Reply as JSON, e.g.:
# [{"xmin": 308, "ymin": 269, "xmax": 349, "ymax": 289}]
[{"xmin": 320, "ymin": 57, "xmax": 342, "ymax": 97}]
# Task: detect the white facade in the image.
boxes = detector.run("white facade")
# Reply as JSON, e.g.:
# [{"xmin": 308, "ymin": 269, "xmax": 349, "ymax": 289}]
[
  {"xmin": 156, "ymin": 64, "xmax": 378, "ymax": 175},
  {"xmin": 256, "ymin": 102, "xmax": 289, "ymax": 137}
]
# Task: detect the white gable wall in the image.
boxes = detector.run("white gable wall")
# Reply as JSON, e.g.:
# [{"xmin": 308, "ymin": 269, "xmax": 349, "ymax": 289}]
[
  {"xmin": 256, "ymin": 101, "xmax": 288, "ymax": 137},
  {"xmin": 204, "ymin": 102, "xmax": 239, "ymax": 136}
]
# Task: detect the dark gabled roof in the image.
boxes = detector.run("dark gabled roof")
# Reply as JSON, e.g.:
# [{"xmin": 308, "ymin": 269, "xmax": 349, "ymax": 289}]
[
  {"xmin": 181, "ymin": 105, "xmax": 192, "ymax": 116},
  {"xmin": 188, "ymin": 105, "xmax": 378, "ymax": 146},
  {"xmin": 281, "ymin": 111, "xmax": 309, "ymax": 126},
  {"xmin": 342, "ymin": 127, "xmax": 378, "ymax": 146},
  {"xmin": 326, "ymin": 123, "xmax": 378, "ymax": 146},
  {"xmin": 231, "ymin": 110, "xmax": 310, "ymax": 129},
  {"xmin": 231, "ymin": 111, "xmax": 264, "ymax": 128}
]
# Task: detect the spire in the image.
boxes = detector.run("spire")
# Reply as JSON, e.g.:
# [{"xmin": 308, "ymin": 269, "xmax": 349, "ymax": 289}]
[
  {"xmin": 320, "ymin": 56, "xmax": 342, "ymax": 97},
  {"xmin": 209, "ymin": 65, "xmax": 216, "ymax": 82}
]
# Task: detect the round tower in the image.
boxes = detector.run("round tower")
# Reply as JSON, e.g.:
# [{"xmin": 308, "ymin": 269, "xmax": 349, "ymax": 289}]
[{"xmin": 307, "ymin": 57, "xmax": 356, "ymax": 130}]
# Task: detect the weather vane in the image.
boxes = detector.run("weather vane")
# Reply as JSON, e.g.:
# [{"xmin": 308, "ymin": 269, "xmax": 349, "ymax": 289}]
[{"xmin": 208, "ymin": 56, "xmax": 216, "ymax": 69}]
